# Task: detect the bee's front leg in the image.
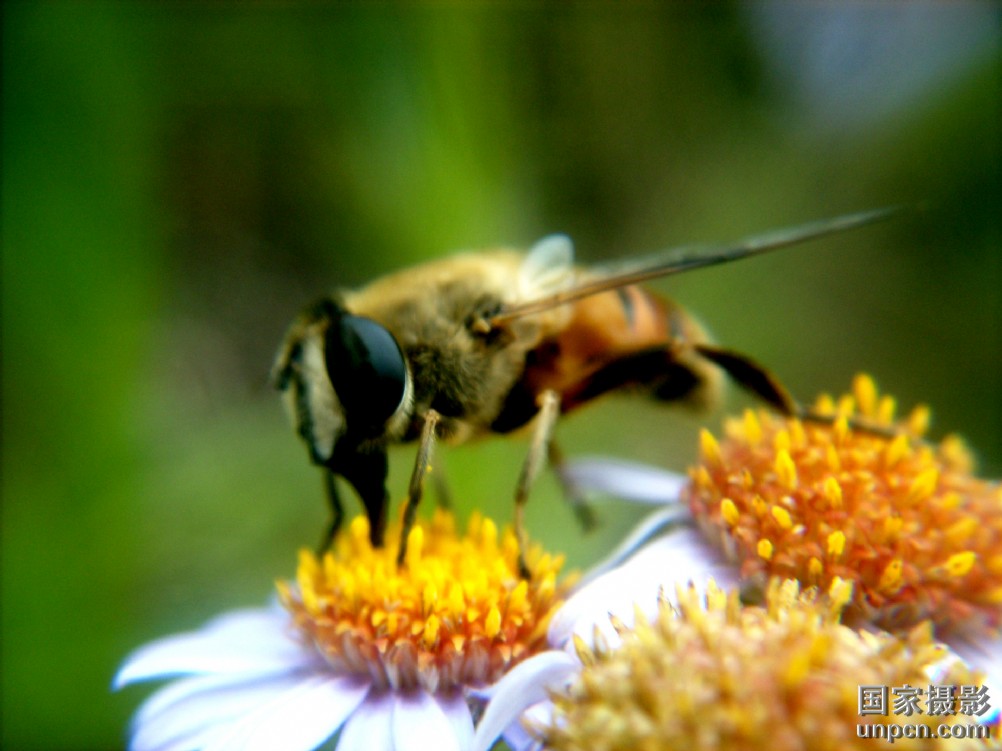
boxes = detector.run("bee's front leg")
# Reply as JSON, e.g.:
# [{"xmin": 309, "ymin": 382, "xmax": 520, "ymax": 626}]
[
  {"xmin": 317, "ymin": 471, "xmax": 345, "ymax": 554},
  {"xmin": 513, "ymin": 390, "xmax": 560, "ymax": 579},
  {"xmin": 330, "ymin": 443, "xmax": 390, "ymax": 548},
  {"xmin": 396, "ymin": 410, "xmax": 441, "ymax": 567}
]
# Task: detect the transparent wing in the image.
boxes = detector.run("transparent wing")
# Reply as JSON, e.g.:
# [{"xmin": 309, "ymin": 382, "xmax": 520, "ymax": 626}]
[
  {"xmin": 518, "ymin": 234, "xmax": 577, "ymax": 301},
  {"xmin": 493, "ymin": 205, "xmax": 904, "ymax": 326}
]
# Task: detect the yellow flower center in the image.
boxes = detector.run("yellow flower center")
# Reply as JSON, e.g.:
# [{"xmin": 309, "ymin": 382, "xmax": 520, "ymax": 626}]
[
  {"xmin": 278, "ymin": 509, "xmax": 570, "ymax": 693},
  {"xmin": 538, "ymin": 580, "xmax": 982, "ymax": 751},
  {"xmin": 686, "ymin": 374, "xmax": 1002, "ymax": 635}
]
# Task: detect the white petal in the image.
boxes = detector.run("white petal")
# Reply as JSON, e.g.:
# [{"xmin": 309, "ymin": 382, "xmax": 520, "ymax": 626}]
[
  {"xmin": 131, "ymin": 671, "xmax": 307, "ymax": 751},
  {"xmin": 203, "ymin": 673, "xmax": 371, "ymax": 751},
  {"xmin": 549, "ymin": 527, "xmax": 737, "ymax": 647},
  {"xmin": 115, "ymin": 608, "xmax": 316, "ymax": 689},
  {"xmin": 437, "ymin": 692, "xmax": 475, "ymax": 751},
  {"xmin": 578, "ymin": 506, "xmax": 691, "ymax": 585},
  {"xmin": 501, "ymin": 700, "xmax": 551, "ymax": 751},
  {"xmin": 564, "ymin": 457, "xmax": 687, "ymax": 504},
  {"xmin": 945, "ymin": 631, "xmax": 1002, "ymax": 724},
  {"xmin": 473, "ymin": 651, "xmax": 578, "ymax": 751},
  {"xmin": 337, "ymin": 691, "xmax": 394, "ymax": 751},
  {"xmin": 392, "ymin": 690, "xmax": 461, "ymax": 751}
]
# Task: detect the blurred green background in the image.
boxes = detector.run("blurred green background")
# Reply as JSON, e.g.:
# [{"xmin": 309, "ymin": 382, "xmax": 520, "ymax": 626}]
[{"xmin": 3, "ymin": 3, "xmax": 1000, "ymax": 749}]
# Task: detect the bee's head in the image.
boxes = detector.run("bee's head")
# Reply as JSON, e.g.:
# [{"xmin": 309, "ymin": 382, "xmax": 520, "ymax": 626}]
[{"xmin": 273, "ymin": 298, "xmax": 411, "ymax": 466}]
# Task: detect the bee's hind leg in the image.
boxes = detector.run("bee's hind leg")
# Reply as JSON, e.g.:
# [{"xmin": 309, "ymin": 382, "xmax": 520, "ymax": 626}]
[
  {"xmin": 396, "ymin": 410, "xmax": 441, "ymax": 567},
  {"xmin": 694, "ymin": 343, "xmax": 900, "ymax": 439},
  {"xmin": 513, "ymin": 390, "xmax": 561, "ymax": 579},
  {"xmin": 548, "ymin": 441, "xmax": 598, "ymax": 532},
  {"xmin": 692, "ymin": 343, "xmax": 799, "ymax": 416}
]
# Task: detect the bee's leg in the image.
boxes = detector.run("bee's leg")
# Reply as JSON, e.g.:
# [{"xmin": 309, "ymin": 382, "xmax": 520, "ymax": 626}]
[
  {"xmin": 694, "ymin": 344, "xmax": 899, "ymax": 439},
  {"xmin": 795, "ymin": 408, "xmax": 900, "ymax": 439},
  {"xmin": 692, "ymin": 344, "xmax": 799, "ymax": 416},
  {"xmin": 514, "ymin": 390, "xmax": 561, "ymax": 579},
  {"xmin": 397, "ymin": 410, "xmax": 441, "ymax": 567},
  {"xmin": 317, "ymin": 470, "xmax": 345, "ymax": 553},
  {"xmin": 335, "ymin": 446, "xmax": 390, "ymax": 547},
  {"xmin": 548, "ymin": 441, "xmax": 597, "ymax": 531}
]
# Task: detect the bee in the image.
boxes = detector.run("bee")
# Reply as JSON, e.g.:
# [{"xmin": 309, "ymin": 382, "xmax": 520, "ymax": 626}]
[{"xmin": 273, "ymin": 207, "xmax": 899, "ymax": 575}]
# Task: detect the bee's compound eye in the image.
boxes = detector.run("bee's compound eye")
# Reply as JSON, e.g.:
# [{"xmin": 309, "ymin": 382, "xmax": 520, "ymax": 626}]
[{"xmin": 325, "ymin": 315, "xmax": 407, "ymax": 430}]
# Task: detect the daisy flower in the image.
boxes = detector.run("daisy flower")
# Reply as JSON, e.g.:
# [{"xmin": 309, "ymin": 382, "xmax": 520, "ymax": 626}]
[
  {"xmin": 561, "ymin": 375, "xmax": 1002, "ymax": 715},
  {"xmin": 566, "ymin": 375, "xmax": 1002, "ymax": 637},
  {"xmin": 686, "ymin": 373, "xmax": 1001, "ymax": 638},
  {"xmin": 476, "ymin": 579, "xmax": 992, "ymax": 751},
  {"xmin": 115, "ymin": 509, "xmax": 571, "ymax": 751},
  {"xmin": 684, "ymin": 374, "xmax": 1002, "ymax": 724},
  {"xmin": 474, "ymin": 374, "xmax": 1001, "ymax": 749}
]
